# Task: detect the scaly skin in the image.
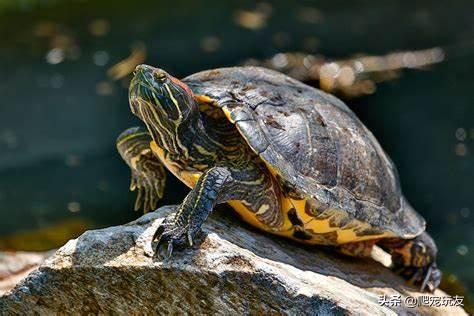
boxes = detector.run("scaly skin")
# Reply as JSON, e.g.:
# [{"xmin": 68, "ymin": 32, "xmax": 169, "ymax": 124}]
[
  {"xmin": 116, "ymin": 126, "xmax": 166, "ymax": 212},
  {"xmin": 154, "ymin": 167, "xmax": 238, "ymax": 255}
]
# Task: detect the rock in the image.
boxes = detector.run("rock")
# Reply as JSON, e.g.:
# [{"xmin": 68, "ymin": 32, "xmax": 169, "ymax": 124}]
[
  {"xmin": 0, "ymin": 205, "xmax": 467, "ymax": 315},
  {"xmin": 0, "ymin": 251, "xmax": 53, "ymax": 296}
]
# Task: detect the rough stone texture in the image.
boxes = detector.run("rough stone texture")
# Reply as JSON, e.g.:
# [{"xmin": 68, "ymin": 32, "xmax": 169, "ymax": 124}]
[
  {"xmin": 0, "ymin": 251, "xmax": 53, "ymax": 296},
  {"xmin": 0, "ymin": 205, "xmax": 467, "ymax": 315}
]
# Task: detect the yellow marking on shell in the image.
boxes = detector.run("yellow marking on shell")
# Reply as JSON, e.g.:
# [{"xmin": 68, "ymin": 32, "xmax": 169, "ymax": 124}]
[
  {"xmin": 337, "ymin": 228, "xmax": 389, "ymax": 244},
  {"xmin": 195, "ymin": 94, "xmax": 218, "ymax": 105},
  {"xmin": 244, "ymin": 162, "xmax": 389, "ymax": 244},
  {"xmin": 150, "ymin": 141, "xmax": 200, "ymax": 188},
  {"xmin": 255, "ymin": 150, "xmax": 392, "ymax": 244},
  {"xmin": 287, "ymin": 198, "xmax": 390, "ymax": 244},
  {"xmin": 264, "ymin": 163, "xmax": 281, "ymax": 181},
  {"xmin": 199, "ymin": 103, "xmax": 225, "ymax": 120},
  {"xmin": 222, "ymin": 106, "xmax": 235, "ymax": 123},
  {"xmin": 291, "ymin": 200, "xmax": 339, "ymax": 233},
  {"xmin": 182, "ymin": 177, "xmax": 389, "ymax": 245},
  {"xmin": 228, "ymin": 201, "xmax": 285, "ymax": 234}
]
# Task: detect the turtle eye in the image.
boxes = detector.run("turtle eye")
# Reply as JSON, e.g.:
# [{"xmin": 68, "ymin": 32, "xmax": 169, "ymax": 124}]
[{"xmin": 155, "ymin": 72, "xmax": 167, "ymax": 82}]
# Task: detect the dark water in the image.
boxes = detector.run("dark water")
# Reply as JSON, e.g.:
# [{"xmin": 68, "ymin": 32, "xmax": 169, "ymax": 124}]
[{"xmin": 0, "ymin": 0, "xmax": 473, "ymax": 297}]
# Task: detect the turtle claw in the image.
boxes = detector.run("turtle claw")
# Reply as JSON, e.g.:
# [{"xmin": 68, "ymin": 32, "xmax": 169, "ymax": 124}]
[
  {"xmin": 152, "ymin": 215, "xmax": 194, "ymax": 258},
  {"xmin": 395, "ymin": 263, "xmax": 441, "ymax": 293},
  {"xmin": 166, "ymin": 241, "xmax": 174, "ymax": 258},
  {"xmin": 152, "ymin": 224, "xmax": 166, "ymax": 244},
  {"xmin": 153, "ymin": 240, "xmax": 174, "ymax": 259},
  {"xmin": 153, "ymin": 232, "xmax": 178, "ymax": 259},
  {"xmin": 420, "ymin": 265, "xmax": 433, "ymax": 292},
  {"xmin": 187, "ymin": 233, "xmax": 194, "ymax": 247},
  {"xmin": 420, "ymin": 263, "xmax": 441, "ymax": 293}
]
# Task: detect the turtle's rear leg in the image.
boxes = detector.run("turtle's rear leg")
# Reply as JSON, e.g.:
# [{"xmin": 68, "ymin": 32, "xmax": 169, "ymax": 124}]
[
  {"xmin": 117, "ymin": 127, "xmax": 167, "ymax": 212},
  {"xmin": 336, "ymin": 240, "xmax": 377, "ymax": 258},
  {"xmin": 377, "ymin": 232, "xmax": 441, "ymax": 292}
]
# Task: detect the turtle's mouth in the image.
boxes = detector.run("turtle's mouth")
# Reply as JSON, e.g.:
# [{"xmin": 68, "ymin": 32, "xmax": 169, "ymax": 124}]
[{"xmin": 129, "ymin": 77, "xmax": 152, "ymax": 117}]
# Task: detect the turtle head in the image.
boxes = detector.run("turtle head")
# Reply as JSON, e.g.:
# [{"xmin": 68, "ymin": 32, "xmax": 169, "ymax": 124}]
[{"xmin": 129, "ymin": 64, "xmax": 198, "ymax": 152}]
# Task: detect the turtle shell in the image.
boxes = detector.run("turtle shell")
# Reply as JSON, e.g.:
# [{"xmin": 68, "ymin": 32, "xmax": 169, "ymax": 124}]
[{"xmin": 183, "ymin": 67, "xmax": 425, "ymax": 239}]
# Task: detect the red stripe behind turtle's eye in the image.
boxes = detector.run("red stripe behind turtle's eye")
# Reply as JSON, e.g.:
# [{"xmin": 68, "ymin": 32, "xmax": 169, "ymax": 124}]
[{"xmin": 169, "ymin": 76, "xmax": 194, "ymax": 97}]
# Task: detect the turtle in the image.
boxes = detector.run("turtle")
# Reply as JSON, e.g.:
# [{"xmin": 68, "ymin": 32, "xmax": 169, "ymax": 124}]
[{"xmin": 116, "ymin": 64, "xmax": 441, "ymax": 292}]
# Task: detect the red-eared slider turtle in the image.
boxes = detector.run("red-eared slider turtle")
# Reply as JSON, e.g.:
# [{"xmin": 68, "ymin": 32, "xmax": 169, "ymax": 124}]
[{"xmin": 117, "ymin": 65, "xmax": 441, "ymax": 292}]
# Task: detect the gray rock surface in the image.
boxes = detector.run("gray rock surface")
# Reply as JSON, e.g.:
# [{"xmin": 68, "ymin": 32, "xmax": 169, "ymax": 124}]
[
  {"xmin": 0, "ymin": 251, "xmax": 53, "ymax": 296},
  {"xmin": 0, "ymin": 205, "xmax": 467, "ymax": 315}
]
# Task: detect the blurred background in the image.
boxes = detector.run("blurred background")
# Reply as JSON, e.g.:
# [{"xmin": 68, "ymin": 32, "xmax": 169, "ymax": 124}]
[{"xmin": 0, "ymin": 0, "xmax": 472, "ymax": 301}]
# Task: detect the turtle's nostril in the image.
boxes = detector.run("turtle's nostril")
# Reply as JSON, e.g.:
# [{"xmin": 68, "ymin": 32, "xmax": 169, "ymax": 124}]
[{"xmin": 134, "ymin": 65, "xmax": 158, "ymax": 85}]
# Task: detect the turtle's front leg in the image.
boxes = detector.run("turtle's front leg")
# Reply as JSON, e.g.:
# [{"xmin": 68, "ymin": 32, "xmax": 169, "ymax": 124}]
[
  {"xmin": 153, "ymin": 166, "xmax": 236, "ymax": 256},
  {"xmin": 117, "ymin": 127, "xmax": 167, "ymax": 212}
]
